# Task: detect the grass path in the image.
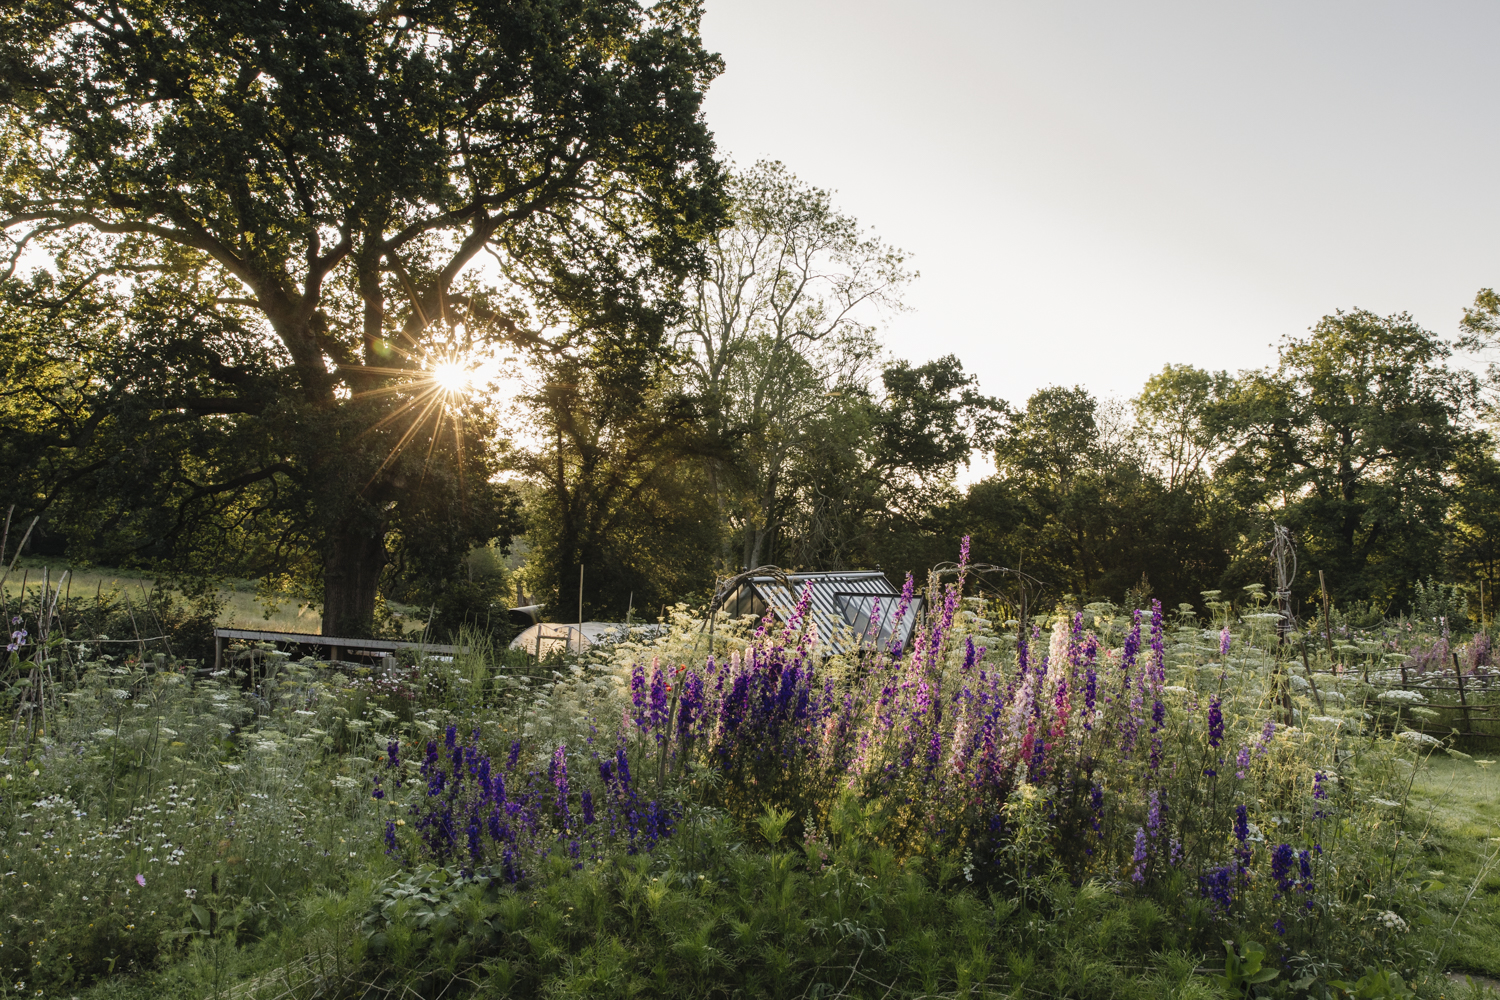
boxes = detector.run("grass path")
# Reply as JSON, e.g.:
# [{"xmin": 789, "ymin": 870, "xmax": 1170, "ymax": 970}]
[{"xmin": 1409, "ymin": 753, "xmax": 1500, "ymax": 985}]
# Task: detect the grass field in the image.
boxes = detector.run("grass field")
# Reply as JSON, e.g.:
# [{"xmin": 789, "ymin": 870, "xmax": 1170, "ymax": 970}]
[
  {"xmin": 2, "ymin": 561, "xmax": 326, "ymax": 631},
  {"xmin": 1408, "ymin": 750, "xmax": 1500, "ymax": 991},
  {"xmin": 0, "ymin": 559, "xmax": 440, "ymax": 634}
]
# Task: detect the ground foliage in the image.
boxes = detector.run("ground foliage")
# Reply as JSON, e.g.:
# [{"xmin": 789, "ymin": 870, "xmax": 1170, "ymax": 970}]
[{"xmin": 3, "ymin": 549, "xmax": 1500, "ymax": 998}]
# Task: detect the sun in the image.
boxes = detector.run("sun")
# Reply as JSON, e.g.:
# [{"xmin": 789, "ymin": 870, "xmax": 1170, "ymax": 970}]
[{"xmin": 431, "ymin": 360, "xmax": 472, "ymax": 395}]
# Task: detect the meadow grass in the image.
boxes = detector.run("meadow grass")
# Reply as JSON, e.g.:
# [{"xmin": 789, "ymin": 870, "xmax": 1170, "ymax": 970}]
[{"xmin": 6, "ymin": 560, "xmax": 1500, "ymax": 999}]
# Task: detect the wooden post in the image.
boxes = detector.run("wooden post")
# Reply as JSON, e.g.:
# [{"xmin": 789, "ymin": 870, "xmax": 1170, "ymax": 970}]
[
  {"xmin": 1300, "ymin": 637, "xmax": 1326, "ymax": 714},
  {"xmin": 1454, "ymin": 651, "xmax": 1473, "ymax": 734},
  {"xmin": 214, "ymin": 635, "xmax": 223, "ymax": 672},
  {"xmin": 1319, "ymin": 571, "xmax": 1336, "ymax": 672}
]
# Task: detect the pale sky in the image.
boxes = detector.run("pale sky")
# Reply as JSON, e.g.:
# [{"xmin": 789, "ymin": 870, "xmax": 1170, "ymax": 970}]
[{"xmin": 698, "ymin": 1, "xmax": 1500, "ymax": 410}]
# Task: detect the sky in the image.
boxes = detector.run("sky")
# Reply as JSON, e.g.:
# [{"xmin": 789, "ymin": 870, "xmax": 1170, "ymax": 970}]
[{"xmin": 697, "ymin": 1, "xmax": 1500, "ymax": 413}]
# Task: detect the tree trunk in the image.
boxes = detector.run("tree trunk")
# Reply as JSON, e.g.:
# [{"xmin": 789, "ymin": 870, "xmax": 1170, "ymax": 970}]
[{"xmin": 322, "ymin": 524, "xmax": 387, "ymax": 637}]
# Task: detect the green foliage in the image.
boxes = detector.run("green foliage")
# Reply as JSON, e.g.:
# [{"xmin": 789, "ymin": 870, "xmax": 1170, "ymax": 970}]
[
  {"xmin": 351, "ymin": 819, "xmax": 1228, "ymax": 1000},
  {"xmin": 969, "ymin": 384, "xmax": 1234, "ymax": 609},
  {"xmin": 1328, "ymin": 967, "xmax": 1417, "ymax": 999},
  {"xmin": 0, "ymin": 0, "xmax": 725, "ymax": 633},
  {"xmin": 508, "ymin": 344, "xmax": 722, "ymax": 622},
  {"xmin": 1216, "ymin": 939, "xmax": 1278, "ymax": 996},
  {"xmin": 1215, "ymin": 310, "xmax": 1480, "ymax": 610}
]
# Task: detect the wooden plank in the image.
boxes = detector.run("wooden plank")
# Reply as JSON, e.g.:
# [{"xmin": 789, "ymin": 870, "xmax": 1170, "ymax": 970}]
[{"xmin": 212, "ymin": 627, "xmax": 466, "ymax": 655}]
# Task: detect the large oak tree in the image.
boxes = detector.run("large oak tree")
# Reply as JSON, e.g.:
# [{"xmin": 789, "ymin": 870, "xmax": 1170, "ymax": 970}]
[{"xmin": 0, "ymin": 0, "xmax": 726, "ymax": 634}]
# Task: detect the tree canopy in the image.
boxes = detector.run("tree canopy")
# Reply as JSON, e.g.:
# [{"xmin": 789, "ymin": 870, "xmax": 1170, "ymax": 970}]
[{"xmin": 0, "ymin": 0, "xmax": 726, "ymax": 634}]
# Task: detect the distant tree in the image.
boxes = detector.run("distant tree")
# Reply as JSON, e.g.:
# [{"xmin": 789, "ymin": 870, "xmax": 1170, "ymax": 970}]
[
  {"xmin": 1449, "ymin": 439, "xmax": 1500, "ymax": 601},
  {"xmin": 967, "ymin": 385, "xmax": 1232, "ymax": 609},
  {"xmin": 673, "ymin": 161, "xmax": 910, "ymax": 569},
  {"xmin": 507, "ymin": 340, "xmax": 719, "ymax": 623},
  {"xmin": 779, "ymin": 355, "xmax": 1003, "ymax": 572},
  {"xmin": 1214, "ymin": 310, "xmax": 1479, "ymax": 607},
  {"xmin": 1134, "ymin": 364, "xmax": 1235, "ymax": 489},
  {"xmin": 0, "ymin": 0, "xmax": 725, "ymax": 634}
]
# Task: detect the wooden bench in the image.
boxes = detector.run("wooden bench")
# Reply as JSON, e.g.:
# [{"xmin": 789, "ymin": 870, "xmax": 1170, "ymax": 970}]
[{"xmin": 212, "ymin": 627, "xmax": 468, "ymax": 671}]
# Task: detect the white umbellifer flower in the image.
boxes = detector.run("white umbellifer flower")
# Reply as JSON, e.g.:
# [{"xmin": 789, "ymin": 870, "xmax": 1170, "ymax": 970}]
[
  {"xmin": 1369, "ymin": 797, "xmax": 1401, "ymax": 808},
  {"xmin": 1376, "ymin": 910, "xmax": 1408, "ymax": 932},
  {"xmin": 1308, "ymin": 716, "xmax": 1344, "ymax": 727},
  {"xmin": 93, "ymin": 729, "xmax": 117, "ymax": 739},
  {"xmin": 1396, "ymin": 731, "xmax": 1441, "ymax": 747},
  {"xmin": 1376, "ymin": 690, "xmax": 1425, "ymax": 704}
]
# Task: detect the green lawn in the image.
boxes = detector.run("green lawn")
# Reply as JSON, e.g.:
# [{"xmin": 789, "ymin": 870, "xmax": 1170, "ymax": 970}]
[
  {"xmin": 1, "ymin": 560, "xmax": 430, "ymax": 634},
  {"xmin": 1408, "ymin": 751, "xmax": 1500, "ymax": 991}
]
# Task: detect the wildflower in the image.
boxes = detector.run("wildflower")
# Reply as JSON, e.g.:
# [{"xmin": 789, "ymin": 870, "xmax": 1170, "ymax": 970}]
[
  {"xmin": 1207, "ymin": 699, "xmax": 1224, "ymax": 749},
  {"xmin": 184, "ymin": 888, "xmax": 196, "ymax": 898},
  {"xmin": 1219, "ymin": 627, "xmax": 1231, "ymax": 657},
  {"xmin": 1271, "ymin": 843, "xmax": 1296, "ymax": 898},
  {"xmin": 1234, "ymin": 805, "xmax": 1249, "ymax": 844},
  {"xmin": 1131, "ymin": 827, "xmax": 1148, "ymax": 884},
  {"xmin": 1199, "ymin": 863, "xmax": 1235, "ymax": 911},
  {"xmin": 1256, "ymin": 719, "xmax": 1275, "ymax": 754},
  {"xmin": 135, "ymin": 873, "xmax": 146, "ymax": 887},
  {"xmin": 1312, "ymin": 772, "xmax": 1327, "ymax": 800}
]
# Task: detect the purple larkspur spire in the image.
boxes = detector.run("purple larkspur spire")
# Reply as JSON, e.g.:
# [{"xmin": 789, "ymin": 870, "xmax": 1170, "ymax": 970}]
[
  {"xmin": 648, "ymin": 664, "xmax": 669, "ymax": 737},
  {"xmin": 888, "ymin": 574, "xmax": 916, "ymax": 655},
  {"xmin": 630, "ymin": 662, "xmax": 648, "ymax": 730},
  {"xmin": 1207, "ymin": 698, "xmax": 1224, "ymax": 748},
  {"xmin": 1121, "ymin": 611, "xmax": 1141, "ymax": 685},
  {"xmin": 1131, "ymin": 827, "xmax": 1149, "ymax": 884},
  {"xmin": 1146, "ymin": 788, "xmax": 1162, "ymax": 835},
  {"xmin": 1082, "ymin": 634, "xmax": 1099, "ymax": 729},
  {"xmin": 551, "ymin": 743, "xmax": 571, "ymax": 827},
  {"xmin": 1257, "ymin": 718, "xmax": 1275, "ymax": 754},
  {"xmin": 677, "ymin": 669, "xmax": 704, "ymax": 740},
  {"xmin": 1271, "ymin": 843, "xmax": 1296, "ymax": 899},
  {"xmin": 1148, "ymin": 599, "xmax": 1165, "ymax": 688},
  {"xmin": 1220, "ymin": 626, "xmax": 1232, "ymax": 657}
]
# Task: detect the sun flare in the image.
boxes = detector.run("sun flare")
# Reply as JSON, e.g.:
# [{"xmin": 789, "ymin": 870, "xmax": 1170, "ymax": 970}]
[{"xmin": 431, "ymin": 360, "xmax": 472, "ymax": 395}]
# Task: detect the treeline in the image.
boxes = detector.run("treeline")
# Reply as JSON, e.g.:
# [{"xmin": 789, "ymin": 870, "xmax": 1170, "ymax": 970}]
[{"xmin": 509, "ymin": 164, "xmax": 1500, "ymax": 622}]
